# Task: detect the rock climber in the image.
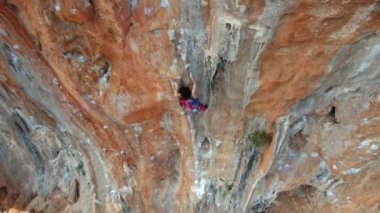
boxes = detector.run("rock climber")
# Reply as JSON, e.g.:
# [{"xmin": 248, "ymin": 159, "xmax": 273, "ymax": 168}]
[{"xmin": 173, "ymin": 73, "xmax": 208, "ymax": 113}]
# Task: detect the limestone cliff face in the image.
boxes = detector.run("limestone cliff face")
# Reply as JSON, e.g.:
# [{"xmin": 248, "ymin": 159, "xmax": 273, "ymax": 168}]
[{"xmin": 0, "ymin": 0, "xmax": 379, "ymax": 212}]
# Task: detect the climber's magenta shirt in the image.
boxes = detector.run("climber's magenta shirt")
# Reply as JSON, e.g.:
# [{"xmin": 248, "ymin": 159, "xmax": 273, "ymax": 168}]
[{"xmin": 180, "ymin": 97, "xmax": 207, "ymax": 112}]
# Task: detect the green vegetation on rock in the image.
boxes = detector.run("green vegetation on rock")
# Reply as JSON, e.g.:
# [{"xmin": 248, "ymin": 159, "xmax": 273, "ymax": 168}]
[{"xmin": 248, "ymin": 131, "xmax": 272, "ymax": 147}]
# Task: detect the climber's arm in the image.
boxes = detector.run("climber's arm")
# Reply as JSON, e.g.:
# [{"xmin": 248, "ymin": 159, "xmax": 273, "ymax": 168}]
[{"xmin": 190, "ymin": 73, "xmax": 198, "ymax": 99}]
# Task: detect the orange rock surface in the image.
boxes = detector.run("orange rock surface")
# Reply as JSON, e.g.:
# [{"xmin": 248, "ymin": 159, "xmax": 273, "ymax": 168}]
[{"xmin": 0, "ymin": 0, "xmax": 379, "ymax": 212}]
